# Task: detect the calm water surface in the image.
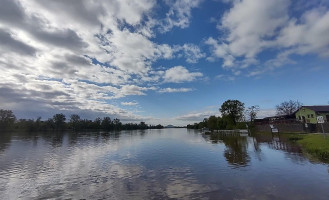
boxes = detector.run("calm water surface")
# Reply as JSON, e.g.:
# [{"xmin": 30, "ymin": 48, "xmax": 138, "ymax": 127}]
[{"xmin": 0, "ymin": 129, "xmax": 329, "ymax": 199}]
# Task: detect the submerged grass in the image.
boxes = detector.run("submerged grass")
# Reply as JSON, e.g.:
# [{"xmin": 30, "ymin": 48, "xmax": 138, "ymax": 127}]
[
  {"xmin": 297, "ymin": 134, "xmax": 329, "ymax": 162},
  {"xmin": 255, "ymin": 132, "xmax": 329, "ymax": 163}
]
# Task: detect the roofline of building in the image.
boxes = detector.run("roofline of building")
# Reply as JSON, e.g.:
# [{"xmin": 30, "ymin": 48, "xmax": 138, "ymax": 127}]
[{"xmin": 301, "ymin": 105, "xmax": 329, "ymax": 107}]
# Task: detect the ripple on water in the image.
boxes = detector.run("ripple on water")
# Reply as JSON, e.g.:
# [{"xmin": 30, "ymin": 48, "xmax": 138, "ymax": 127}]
[{"xmin": 0, "ymin": 130, "xmax": 329, "ymax": 199}]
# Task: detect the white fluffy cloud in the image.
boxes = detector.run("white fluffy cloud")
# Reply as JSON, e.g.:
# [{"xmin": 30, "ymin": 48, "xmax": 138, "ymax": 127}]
[
  {"xmin": 121, "ymin": 102, "xmax": 139, "ymax": 106},
  {"xmin": 0, "ymin": 0, "xmax": 204, "ymax": 121},
  {"xmin": 102, "ymin": 28, "xmax": 175, "ymax": 74},
  {"xmin": 276, "ymin": 9, "xmax": 329, "ymax": 57},
  {"xmin": 159, "ymin": 88, "xmax": 194, "ymax": 93},
  {"xmin": 163, "ymin": 66, "xmax": 203, "ymax": 83},
  {"xmin": 160, "ymin": 0, "xmax": 203, "ymax": 32},
  {"xmin": 207, "ymin": 0, "xmax": 329, "ymax": 76},
  {"xmin": 174, "ymin": 44, "xmax": 206, "ymax": 63},
  {"xmin": 175, "ymin": 110, "xmax": 219, "ymax": 122},
  {"xmin": 207, "ymin": 0, "xmax": 289, "ymax": 68}
]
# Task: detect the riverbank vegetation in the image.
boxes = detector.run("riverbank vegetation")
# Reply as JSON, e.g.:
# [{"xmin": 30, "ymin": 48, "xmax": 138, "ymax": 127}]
[
  {"xmin": 187, "ymin": 99, "xmax": 257, "ymax": 130},
  {"xmin": 296, "ymin": 134, "xmax": 329, "ymax": 162},
  {"xmin": 186, "ymin": 115, "xmax": 248, "ymax": 130},
  {"xmin": 254, "ymin": 132, "xmax": 329, "ymax": 163},
  {"xmin": 284, "ymin": 133, "xmax": 329, "ymax": 163},
  {"xmin": 0, "ymin": 109, "xmax": 163, "ymax": 132}
]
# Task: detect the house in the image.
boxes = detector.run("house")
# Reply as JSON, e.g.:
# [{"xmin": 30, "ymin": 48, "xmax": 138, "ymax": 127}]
[{"xmin": 296, "ymin": 105, "xmax": 329, "ymax": 124}]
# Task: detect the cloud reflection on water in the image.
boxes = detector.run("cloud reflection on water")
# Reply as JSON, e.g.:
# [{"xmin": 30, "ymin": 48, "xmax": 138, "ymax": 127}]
[{"xmin": 1, "ymin": 129, "xmax": 329, "ymax": 199}]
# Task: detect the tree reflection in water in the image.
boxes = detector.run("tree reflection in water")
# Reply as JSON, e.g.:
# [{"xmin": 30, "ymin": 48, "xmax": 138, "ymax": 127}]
[
  {"xmin": 223, "ymin": 135, "xmax": 250, "ymax": 167},
  {"xmin": 0, "ymin": 132, "xmax": 11, "ymax": 153},
  {"xmin": 210, "ymin": 133, "xmax": 250, "ymax": 168},
  {"xmin": 252, "ymin": 132, "xmax": 307, "ymax": 164},
  {"xmin": 1, "ymin": 129, "xmax": 329, "ymax": 199},
  {"xmin": 207, "ymin": 131, "xmax": 309, "ymax": 167},
  {"xmin": 252, "ymin": 133, "xmax": 303, "ymax": 153}
]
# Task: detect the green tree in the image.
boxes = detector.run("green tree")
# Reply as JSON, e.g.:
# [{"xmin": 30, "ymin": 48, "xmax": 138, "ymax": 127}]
[
  {"xmin": 220, "ymin": 100, "xmax": 245, "ymax": 126},
  {"xmin": 198, "ymin": 118, "xmax": 208, "ymax": 129},
  {"xmin": 0, "ymin": 109, "xmax": 16, "ymax": 130},
  {"xmin": 222, "ymin": 135, "xmax": 250, "ymax": 167},
  {"xmin": 93, "ymin": 117, "xmax": 102, "ymax": 129},
  {"xmin": 139, "ymin": 122, "xmax": 148, "ymax": 129},
  {"xmin": 217, "ymin": 117, "xmax": 227, "ymax": 130},
  {"xmin": 113, "ymin": 118, "xmax": 122, "ymax": 130},
  {"xmin": 35, "ymin": 117, "xmax": 42, "ymax": 131},
  {"xmin": 70, "ymin": 114, "xmax": 81, "ymax": 131},
  {"xmin": 46, "ymin": 118, "xmax": 55, "ymax": 129},
  {"xmin": 53, "ymin": 113, "xmax": 66, "ymax": 130},
  {"xmin": 207, "ymin": 116, "xmax": 218, "ymax": 131},
  {"xmin": 101, "ymin": 117, "xmax": 112, "ymax": 130}
]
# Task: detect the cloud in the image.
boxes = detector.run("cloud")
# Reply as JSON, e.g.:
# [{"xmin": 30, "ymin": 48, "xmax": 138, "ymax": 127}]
[
  {"xmin": 0, "ymin": 1, "xmax": 88, "ymax": 51},
  {"xmin": 159, "ymin": 0, "xmax": 203, "ymax": 32},
  {"xmin": 0, "ymin": 0, "xmax": 206, "ymax": 122},
  {"xmin": 100, "ymin": 32, "xmax": 204, "ymax": 75},
  {"xmin": 175, "ymin": 110, "xmax": 219, "ymax": 122},
  {"xmin": 215, "ymin": 74, "xmax": 235, "ymax": 81},
  {"xmin": 206, "ymin": 0, "xmax": 289, "ymax": 68},
  {"xmin": 108, "ymin": 0, "xmax": 155, "ymax": 25},
  {"xmin": 163, "ymin": 66, "xmax": 203, "ymax": 83},
  {"xmin": 0, "ymin": 28, "xmax": 36, "ymax": 56},
  {"xmin": 174, "ymin": 44, "xmax": 206, "ymax": 63},
  {"xmin": 256, "ymin": 109, "xmax": 276, "ymax": 119},
  {"xmin": 159, "ymin": 88, "xmax": 194, "ymax": 93},
  {"xmin": 276, "ymin": 8, "xmax": 329, "ymax": 57},
  {"xmin": 118, "ymin": 85, "xmax": 156, "ymax": 97},
  {"xmin": 221, "ymin": 0, "xmax": 289, "ymax": 58},
  {"xmin": 206, "ymin": 0, "xmax": 329, "ymax": 76},
  {"xmin": 102, "ymin": 29, "xmax": 170, "ymax": 74},
  {"xmin": 121, "ymin": 101, "xmax": 139, "ymax": 106},
  {"xmin": 0, "ymin": 66, "xmax": 151, "ymax": 121}
]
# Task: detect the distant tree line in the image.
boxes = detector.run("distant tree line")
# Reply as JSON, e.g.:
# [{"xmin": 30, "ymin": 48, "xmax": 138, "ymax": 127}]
[
  {"xmin": 187, "ymin": 99, "xmax": 303, "ymax": 130},
  {"xmin": 0, "ymin": 109, "xmax": 163, "ymax": 132},
  {"xmin": 187, "ymin": 100, "xmax": 258, "ymax": 130},
  {"xmin": 186, "ymin": 115, "xmax": 248, "ymax": 130}
]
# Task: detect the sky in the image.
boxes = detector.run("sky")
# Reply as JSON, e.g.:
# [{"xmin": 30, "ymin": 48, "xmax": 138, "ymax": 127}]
[{"xmin": 0, "ymin": 0, "xmax": 329, "ymax": 126}]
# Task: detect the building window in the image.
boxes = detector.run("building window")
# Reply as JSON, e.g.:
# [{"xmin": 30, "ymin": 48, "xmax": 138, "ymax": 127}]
[
  {"xmin": 311, "ymin": 114, "xmax": 314, "ymax": 118},
  {"xmin": 307, "ymin": 114, "xmax": 310, "ymax": 118}
]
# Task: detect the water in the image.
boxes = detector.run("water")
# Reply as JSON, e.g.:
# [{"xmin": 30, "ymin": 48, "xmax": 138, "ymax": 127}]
[{"xmin": 0, "ymin": 129, "xmax": 328, "ymax": 199}]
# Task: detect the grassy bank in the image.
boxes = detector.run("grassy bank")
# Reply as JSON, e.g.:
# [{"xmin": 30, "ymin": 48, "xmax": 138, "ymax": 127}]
[
  {"xmin": 296, "ymin": 134, "xmax": 329, "ymax": 162},
  {"xmin": 254, "ymin": 132, "xmax": 329, "ymax": 162}
]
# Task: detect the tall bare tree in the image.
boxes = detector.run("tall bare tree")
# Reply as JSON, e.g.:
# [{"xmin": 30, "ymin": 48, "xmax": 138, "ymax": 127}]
[
  {"xmin": 246, "ymin": 105, "xmax": 260, "ymax": 122},
  {"xmin": 276, "ymin": 100, "xmax": 302, "ymax": 115}
]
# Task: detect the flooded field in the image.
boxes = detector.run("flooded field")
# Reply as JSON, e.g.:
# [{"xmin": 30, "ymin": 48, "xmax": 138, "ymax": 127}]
[{"xmin": 1, "ymin": 129, "xmax": 329, "ymax": 199}]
